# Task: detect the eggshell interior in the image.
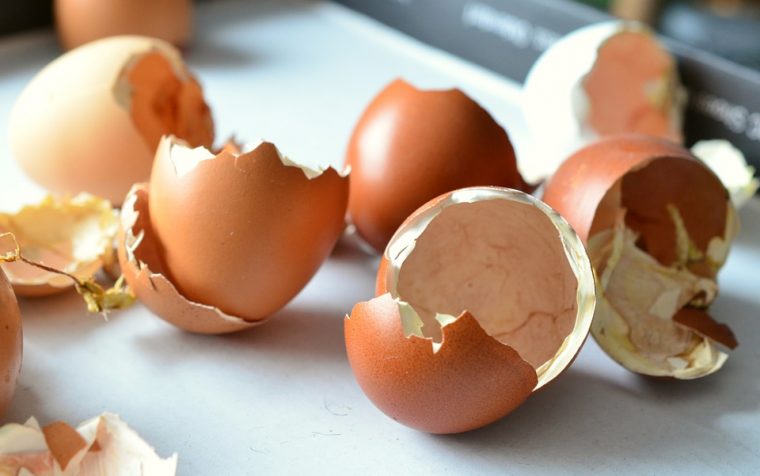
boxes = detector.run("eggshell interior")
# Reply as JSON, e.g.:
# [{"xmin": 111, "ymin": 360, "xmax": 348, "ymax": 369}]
[
  {"xmin": 394, "ymin": 199, "xmax": 578, "ymax": 369},
  {"xmin": 583, "ymin": 30, "xmax": 682, "ymax": 142}
]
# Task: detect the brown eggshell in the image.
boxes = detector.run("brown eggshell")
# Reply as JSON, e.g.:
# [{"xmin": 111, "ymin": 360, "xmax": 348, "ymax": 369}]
[
  {"xmin": 0, "ymin": 269, "xmax": 22, "ymax": 417},
  {"xmin": 346, "ymin": 79, "xmax": 528, "ymax": 252},
  {"xmin": 9, "ymin": 36, "xmax": 213, "ymax": 205},
  {"xmin": 346, "ymin": 294, "xmax": 537, "ymax": 434},
  {"xmin": 55, "ymin": 0, "xmax": 192, "ymax": 51},
  {"xmin": 347, "ymin": 187, "xmax": 596, "ymax": 433},
  {"xmin": 542, "ymin": 134, "xmax": 728, "ymax": 267},
  {"xmin": 118, "ymin": 183, "xmax": 259, "ymax": 334},
  {"xmin": 146, "ymin": 136, "xmax": 349, "ymax": 323},
  {"xmin": 672, "ymin": 307, "xmax": 738, "ymax": 349}
]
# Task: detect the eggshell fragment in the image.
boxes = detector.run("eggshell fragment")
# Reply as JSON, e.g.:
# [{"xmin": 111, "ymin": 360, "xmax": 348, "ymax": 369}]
[
  {"xmin": 346, "ymin": 79, "xmax": 529, "ymax": 253},
  {"xmin": 118, "ymin": 183, "xmax": 258, "ymax": 334},
  {"xmin": 119, "ymin": 136, "xmax": 349, "ymax": 333},
  {"xmin": 543, "ymin": 135, "xmax": 737, "ymax": 378},
  {"xmin": 0, "ymin": 413, "xmax": 177, "ymax": 475},
  {"xmin": 522, "ymin": 22, "xmax": 685, "ymax": 181},
  {"xmin": 9, "ymin": 36, "xmax": 213, "ymax": 204},
  {"xmin": 0, "ymin": 194, "xmax": 118, "ymax": 297},
  {"xmin": 55, "ymin": 0, "xmax": 193, "ymax": 51},
  {"xmin": 346, "ymin": 187, "xmax": 596, "ymax": 433},
  {"xmin": 0, "ymin": 268, "xmax": 22, "ymax": 418},
  {"xmin": 691, "ymin": 140, "xmax": 759, "ymax": 208}
]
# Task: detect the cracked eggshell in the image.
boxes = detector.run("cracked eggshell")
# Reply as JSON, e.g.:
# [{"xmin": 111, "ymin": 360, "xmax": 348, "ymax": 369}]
[
  {"xmin": 9, "ymin": 36, "xmax": 213, "ymax": 205},
  {"xmin": 118, "ymin": 136, "xmax": 349, "ymax": 333},
  {"xmin": 0, "ymin": 269, "xmax": 22, "ymax": 418},
  {"xmin": 542, "ymin": 134, "xmax": 736, "ymax": 378},
  {"xmin": 346, "ymin": 79, "xmax": 529, "ymax": 253},
  {"xmin": 0, "ymin": 194, "xmax": 118, "ymax": 297},
  {"xmin": 522, "ymin": 22, "xmax": 685, "ymax": 182},
  {"xmin": 0, "ymin": 413, "xmax": 177, "ymax": 475},
  {"xmin": 56, "ymin": 0, "xmax": 192, "ymax": 51},
  {"xmin": 346, "ymin": 187, "xmax": 596, "ymax": 434}
]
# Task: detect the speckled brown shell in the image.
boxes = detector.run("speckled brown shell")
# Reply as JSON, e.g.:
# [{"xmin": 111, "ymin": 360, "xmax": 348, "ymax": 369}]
[
  {"xmin": 0, "ymin": 269, "xmax": 22, "ymax": 417},
  {"xmin": 345, "ymin": 294, "xmax": 536, "ymax": 434},
  {"xmin": 346, "ymin": 79, "xmax": 528, "ymax": 253}
]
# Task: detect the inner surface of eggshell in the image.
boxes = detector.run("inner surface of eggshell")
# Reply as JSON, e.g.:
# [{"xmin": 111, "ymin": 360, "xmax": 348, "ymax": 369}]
[
  {"xmin": 582, "ymin": 29, "xmax": 683, "ymax": 142},
  {"xmin": 392, "ymin": 199, "xmax": 577, "ymax": 369},
  {"xmin": 588, "ymin": 217, "xmax": 733, "ymax": 378},
  {"xmin": 0, "ymin": 194, "xmax": 118, "ymax": 297},
  {"xmin": 0, "ymin": 269, "xmax": 22, "ymax": 418},
  {"xmin": 124, "ymin": 51, "xmax": 214, "ymax": 153},
  {"xmin": 589, "ymin": 156, "xmax": 730, "ymax": 269}
]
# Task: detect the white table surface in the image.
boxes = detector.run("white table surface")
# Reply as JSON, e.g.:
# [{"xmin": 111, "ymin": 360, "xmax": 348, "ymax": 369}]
[{"xmin": 1, "ymin": 1, "xmax": 759, "ymax": 474}]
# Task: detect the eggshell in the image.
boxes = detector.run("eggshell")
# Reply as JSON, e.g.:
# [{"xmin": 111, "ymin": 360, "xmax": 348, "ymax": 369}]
[
  {"xmin": 9, "ymin": 36, "xmax": 213, "ymax": 205},
  {"xmin": 118, "ymin": 136, "xmax": 349, "ymax": 333},
  {"xmin": 0, "ymin": 413, "xmax": 177, "ymax": 474},
  {"xmin": 0, "ymin": 268, "xmax": 22, "ymax": 418},
  {"xmin": 542, "ymin": 134, "xmax": 737, "ymax": 378},
  {"xmin": 0, "ymin": 194, "xmax": 118, "ymax": 297},
  {"xmin": 542, "ymin": 134, "xmax": 728, "ymax": 267},
  {"xmin": 346, "ymin": 187, "xmax": 596, "ymax": 433},
  {"xmin": 346, "ymin": 79, "xmax": 528, "ymax": 253},
  {"xmin": 55, "ymin": 0, "xmax": 192, "ymax": 51},
  {"xmin": 118, "ymin": 183, "xmax": 257, "ymax": 334},
  {"xmin": 522, "ymin": 22, "xmax": 685, "ymax": 182}
]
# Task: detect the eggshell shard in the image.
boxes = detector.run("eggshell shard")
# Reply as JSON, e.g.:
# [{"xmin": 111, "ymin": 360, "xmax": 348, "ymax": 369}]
[
  {"xmin": 9, "ymin": 36, "xmax": 213, "ymax": 205},
  {"xmin": 0, "ymin": 269, "xmax": 22, "ymax": 418},
  {"xmin": 543, "ymin": 134, "xmax": 737, "ymax": 379},
  {"xmin": 0, "ymin": 194, "xmax": 118, "ymax": 297},
  {"xmin": 522, "ymin": 22, "xmax": 685, "ymax": 181},
  {"xmin": 691, "ymin": 140, "xmax": 759, "ymax": 208},
  {"xmin": 346, "ymin": 79, "xmax": 528, "ymax": 253},
  {"xmin": 346, "ymin": 187, "xmax": 596, "ymax": 433},
  {"xmin": 119, "ymin": 136, "xmax": 349, "ymax": 333},
  {"xmin": 118, "ymin": 183, "xmax": 258, "ymax": 334},
  {"xmin": 55, "ymin": 0, "xmax": 193, "ymax": 51},
  {"xmin": 0, "ymin": 413, "xmax": 177, "ymax": 475}
]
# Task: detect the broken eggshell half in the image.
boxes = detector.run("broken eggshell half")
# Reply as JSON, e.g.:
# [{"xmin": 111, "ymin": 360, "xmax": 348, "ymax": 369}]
[
  {"xmin": 0, "ymin": 267, "xmax": 22, "ymax": 418},
  {"xmin": 542, "ymin": 134, "xmax": 738, "ymax": 379},
  {"xmin": 118, "ymin": 136, "xmax": 349, "ymax": 334},
  {"xmin": 346, "ymin": 78, "xmax": 529, "ymax": 253},
  {"xmin": 0, "ymin": 194, "xmax": 118, "ymax": 297},
  {"xmin": 0, "ymin": 413, "xmax": 177, "ymax": 475},
  {"xmin": 9, "ymin": 35, "xmax": 213, "ymax": 205},
  {"xmin": 345, "ymin": 187, "xmax": 596, "ymax": 434},
  {"xmin": 522, "ymin": 21, "xmax": 685, "ymax": 182}
]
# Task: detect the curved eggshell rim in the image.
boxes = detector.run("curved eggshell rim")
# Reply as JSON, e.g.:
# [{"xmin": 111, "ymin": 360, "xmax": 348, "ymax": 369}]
[
  {"xmin": 379, "ymin": 186, "xmax": 597, "ymax": 391},
  {"xmin": 0, "ymin": 194, "xmax": 118, "ymax": 297},
  {"xmin": 118, "ymin": 183, "xmax": 263, "ymax": 334}
]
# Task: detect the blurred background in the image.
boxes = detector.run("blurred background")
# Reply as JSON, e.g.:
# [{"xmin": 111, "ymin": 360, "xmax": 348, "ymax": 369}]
[{"xmin": 2, "ymin": 0, "xmax": 759, "ymax": 71}]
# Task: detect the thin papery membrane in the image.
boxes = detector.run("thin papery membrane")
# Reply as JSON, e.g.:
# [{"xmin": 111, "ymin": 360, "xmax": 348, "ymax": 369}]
[
  {"xmin": 0, "ymin": 413, "xmax": 177, "ymax": 476},
  {"xmin": 0, "ymin": 194, "xmax": 118, "ymax": 288},
  {"xmin": 691, "ymin": 140, "xmax": 759, "ymax": 209},
  {"xmin": 385, "ymin": 187, "xmax": 596, "ymax": 390},
  {"xmin": 590, "ymin": 211, "xmax": 729, "ymax": 378},
  {"xmin": 163, "ymin": 135, "xmax": 349, "ymax": 180}
]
